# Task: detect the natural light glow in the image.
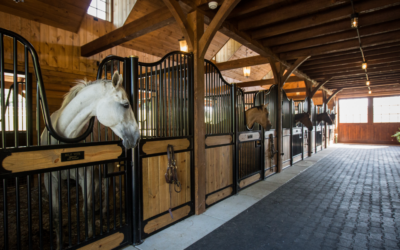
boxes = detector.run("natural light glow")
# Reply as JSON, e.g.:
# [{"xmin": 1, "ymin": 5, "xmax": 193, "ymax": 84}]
[
  {"xmin": 339, "ymin": 98, "xmax": 368, "ymax": 123},
  {"xmin": 373, "ymin": 96, "xmax": 400, "ymax": 123},
  {"xmin": 88, "ymin": 0, "xmax": 108, "ymax": 21}
]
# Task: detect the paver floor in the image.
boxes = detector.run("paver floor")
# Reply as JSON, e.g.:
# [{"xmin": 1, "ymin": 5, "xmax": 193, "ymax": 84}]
[{"xmin": 186, "ymin": 146, "xmax": 400, "ymax": 250}]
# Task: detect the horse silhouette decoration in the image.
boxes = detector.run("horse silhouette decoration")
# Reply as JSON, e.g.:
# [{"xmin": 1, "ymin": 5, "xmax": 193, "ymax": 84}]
[
  {"xmin": 40, "ymin": 72, "xmax": 140, "ymax": 249},
  {"xmin": 294, "ymin": 112, "xmax": 313, "ymax": 130},
  {"xmin": 316, "ymin": 112, "xmax": 333, "ymax": 125},
  {"xmin": 245, "ymin": 104, "xmax": 272, "ymax": 130}
]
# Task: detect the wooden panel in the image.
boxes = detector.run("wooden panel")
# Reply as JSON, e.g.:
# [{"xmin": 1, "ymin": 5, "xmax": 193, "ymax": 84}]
[
  {"xmin": 143, "ymin": 205, "xmax": 191, "ymax": 234},
  {"xmin": 282, "ymin": 160, "xmax": 291, "ymax": 169},
  {"xmin": 239, "ymin": 173, "xmax": 261, "ymax": 188},
  {"xmin": 293, "ymin": 155, "xmax": 302, "ymax": 164},
  {"xmin": 3, "ymin": 144, "xmax": 122, "ymax": 173},
  {"xmin": 282, "ymin": 129, "xmax": 291, "ymax": 136},
  {"xmin": 265, "ymin": 166, "xmax": 277, "ymax": 178},
  {"xmin": 78, "ymin": 232, "xmax": 124, "ymax": 250},
  {"xmin": 282, "ymin": 135, "xmax": 291, "ymax": 163},
  {"xmin": 205, "ymin": 135, "xmax": 232, "ymax": 147},
  {"xmin": 338, "ymin": 123, "xmax": 400, "ymax": 144},
  {"xmin": 316, "ymin": 145, "xmax": 322, "ymax": 152},
  {"xmin": 142, "ymin": 152, "xmax": 191, "ymax": 220},
  {"xmin": 205, "ymin": 145, "xmax": 233, "ymax": 194},
  {"xmin": 142, "ymin": 139, "xmax": 190, "ymax": 155},
  {"xmin": 206, "ymin": 187, "xmax": 233, "ymax": 206},
  {"xmin": 264, "ymin": 137, "xmax": 277, "ymax": 170}
]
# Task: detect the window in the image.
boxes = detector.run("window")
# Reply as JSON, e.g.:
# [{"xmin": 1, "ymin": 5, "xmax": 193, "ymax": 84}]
[
  {"xmin": 373, "ymin": 96, "xmax": 400, "ymax": 123},
  {"xmin": 339, "ymin": 98, "xmax": 368, "ymax": 123},
  {"xmin": 88, "ymin": 0, "xmax": 111, "ymax": 21},
  {"xmin": 0, "ymin": 73, "xmax": 27, "ymax": 131}
]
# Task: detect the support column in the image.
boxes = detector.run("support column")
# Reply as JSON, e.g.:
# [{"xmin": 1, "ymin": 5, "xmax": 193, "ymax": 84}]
[
  {"xmin": 323, "ymin": 91, "xmax": 328, "ymax": 148},
  {"xmin": 277, "ymin": 83, "xmax": 283, "ymax": 172},
  {"xmin": 187, "ymin": 10, "xmax": 206, "ymax": 215}
]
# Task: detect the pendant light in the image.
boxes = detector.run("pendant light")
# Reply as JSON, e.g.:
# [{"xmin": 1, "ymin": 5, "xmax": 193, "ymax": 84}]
[
  {"xmin": 351, "ymin": 13, "xmax": 359, "ymax": 28},
  {"xmin": 243, "ymin": 48, "xmax": 251, "ymax": 78},
  {"xmin": 362, "ymin": 62, "xmax": 367, "ymax": 69},
  {"xmin": 366, "ymin": 80, "xmax": 370, "ymax": 86},
  {"xmin": 178, "ymin": 37, "xmax": 188, "ymax": 52}
]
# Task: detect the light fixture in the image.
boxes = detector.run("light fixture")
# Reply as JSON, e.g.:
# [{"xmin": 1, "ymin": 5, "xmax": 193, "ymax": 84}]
[
  {"xmin": 243, "ymin": 67, "xmax": 251, "ymax": 78},
  {"xmin": 243, "ymin": 48, "xmax": 251, "ymax": 78},
  {"xmin": 296, "ymin": 92, "xmax": 300, "ymax": 95},
  {"xmin": 366, "ymin": 80, "xmax": 370, "ymax": 86},
  {"xmin": 368, "ymin": 90, "xmax": 372, "ymax": 94},
  {"xmin": 208, "ymin": 1, "xmax": 218, "ymax": 9},
  {"xmin": 351, "ymin": 13, "xmax": 359, "ymax": 28},
  {"xmin": 178, "ymin": 37, "xmax": 188, "ymax": 52},
  {"xmin": 362, "ymin": 62, "xmax": 367, "ymax": 69}
]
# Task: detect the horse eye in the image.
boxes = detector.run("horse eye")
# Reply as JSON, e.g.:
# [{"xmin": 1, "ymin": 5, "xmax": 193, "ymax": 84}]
[{"xmin": 121, "ymin": 103, "xmax": 129, "ymax": 109}]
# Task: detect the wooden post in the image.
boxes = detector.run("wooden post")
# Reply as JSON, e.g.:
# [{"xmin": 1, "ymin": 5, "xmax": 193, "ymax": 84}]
[
  {"xmin": 187, "ymin": 10, "xmax": 206, "ymax": 215},
  {"xmin": 277, "ymin": 83, "xmax": 283, "ymax": 172},
  {"xmin": 305, "ymin": 80, "xmax": 313, "ymax": 157}
]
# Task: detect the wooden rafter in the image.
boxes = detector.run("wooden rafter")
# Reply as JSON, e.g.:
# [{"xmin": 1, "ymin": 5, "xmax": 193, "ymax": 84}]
[
  {"xmin": 310, "ymin": 78, "xmax": 332, "ymax": 99},
  {"xmin": 327, "ymin": 88, "xmax": 344, "ymax": 104},
  {"xmin": 81, "ymin": 8, "xmax": 175, "ymax": 57},
  {"xmin": 213, "ymin": 56, "xmax": 269, "ymax": 71},
  {"xmin": 281, "ymin": 56, "xmax": 310, "ymax": 87}
]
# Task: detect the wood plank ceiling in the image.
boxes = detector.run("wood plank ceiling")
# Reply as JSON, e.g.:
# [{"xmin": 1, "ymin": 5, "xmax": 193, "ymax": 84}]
[
  {"xmin": 221, "ymin": 0, "xmax": 400, "ymax": 91},
  {"xmin": 0, "ymin": 0, "xmax": 92, "ymax": 33}
]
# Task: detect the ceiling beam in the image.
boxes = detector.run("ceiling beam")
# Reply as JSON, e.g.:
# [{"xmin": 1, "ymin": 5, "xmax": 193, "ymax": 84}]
[
  {"xmin": 327, "ymin": 89, "xmax": 344, "ymax": 103},
  {"xmin": 262, "ymin": 6, "xmax": 400, "ymax": 47},
  {"xmin": 310, "ymin": 78, "xmax": 332, "ymax": 98},
  {"xmin": 310, "ymin": 64, "xmax": 400, "ymax": 79},
  {"xmin": 213, "ymin": 56, "xmax": 270, "ymax": 71},
  {"xmin": 273, "ymin": 19, "xmax": 400, "ymax": 54},
  {"xmin": 235, "ymin": 76, "xmax": 304, "ymax": 88},
  {"xmin": 81, "ymin": 8, "xmax": 175, "ymax": 57},
  {"xmin": 228, "ymin": 0, "xmax": 287, "ymax": 18},
  {"xmin": 251, "ymin": 0, "xmax": 400, "ymax": 39},
  {"xmin": 280, "ymin": 30, "xmax": 400, "ymax": 60},
  {"xmin": 238, "ymin": 0, "xmax": 347, "ymax": 31},
  {"xmin": 281, "ymin": 56, "xmax": 310, "ymax": 86}
]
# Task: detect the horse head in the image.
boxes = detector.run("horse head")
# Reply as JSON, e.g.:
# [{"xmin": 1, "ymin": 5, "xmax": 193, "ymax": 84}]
[
  {"xmin": 316, "ymin": 112, "xmax": 333, "ymax": 125},
  {"xmin": 96, "ymin": 72, "xmax": 140, "ymax": 148},
  {"xmin": 294, "ymin": 112, "xmax": 313, "ymax": 131},
  {"xmin": 330, "ymin": 113, "xmax": 336, "ymax": 123},
  {"xmin": 245, "ymin": 104, "xmax": 272, "ymax": 131}
]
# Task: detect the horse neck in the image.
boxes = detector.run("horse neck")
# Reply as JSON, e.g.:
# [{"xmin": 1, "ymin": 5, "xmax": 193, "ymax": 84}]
[
  {"xmin": 246, "ymin": 108, "xmax": 258, "ymax": 128},
  {"xmin": 55, "ymin": 84, "xmax": 104, "ymax": 138}
]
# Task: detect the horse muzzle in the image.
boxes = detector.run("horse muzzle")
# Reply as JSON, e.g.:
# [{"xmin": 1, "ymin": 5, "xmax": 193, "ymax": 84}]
[{"xmin": 122, "ymin": 131, "xmax": 140, "ymax": 149}]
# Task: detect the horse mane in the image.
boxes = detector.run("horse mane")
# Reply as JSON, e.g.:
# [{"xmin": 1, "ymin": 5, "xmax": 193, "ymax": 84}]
[
  {"xmin": 60, "ymin": 79, "xmax": 107, "ymax": 110},
  {"xmin": 247, "ymin": 105, "xmax": 263, "ymax": 111}
]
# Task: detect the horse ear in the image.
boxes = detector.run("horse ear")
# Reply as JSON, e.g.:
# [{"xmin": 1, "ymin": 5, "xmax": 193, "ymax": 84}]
[
  {"xmin": 112, "ymin": 72, "xmax": 119, "ymax": 88},
  {"xmin": 263, "ymin": 103, "xmax": 269, "ymax": 111}
]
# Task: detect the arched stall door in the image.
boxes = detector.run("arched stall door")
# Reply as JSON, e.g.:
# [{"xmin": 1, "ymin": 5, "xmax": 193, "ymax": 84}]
[
  {"xmin": 236, "ymin": 90, "xmax": 264, "ymax": 191},
  {"xmin": 203, "ymin": 60, "xmax": 235, "ymax": 208},
  {"xmin": 263, "ymin": 85, "xmax": 278, "ymax": 177},
  {"xmin": 132, "ymin": 52, "xmax": 195, "ymax": 241}
]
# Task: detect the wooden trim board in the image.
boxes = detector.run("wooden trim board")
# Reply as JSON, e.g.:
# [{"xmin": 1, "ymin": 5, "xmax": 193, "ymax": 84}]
[
  {"xmin": 205, "ymin": 135, "xmax": 232, "ymax": 147},
  {"xmin": 142, "ymin": 138, "xmax": 190, "ymax": 155},
  {"xmin": 239, "ymin": 173, "xmax": 261, "ymax": 188},
  {"xmin": 2, "ymin": 144, "xmax": 122, "ymax": 173},
  {"xmin": 206, "ymin": 186, "xmax": 233, "ymax": 206},
  {"xmin": 77, "ymin": 232, "xmax": 124, "ymax": 250},
  {"xmin": 144, "ymin": 205, "xmax": 191, "ymax": 234}
]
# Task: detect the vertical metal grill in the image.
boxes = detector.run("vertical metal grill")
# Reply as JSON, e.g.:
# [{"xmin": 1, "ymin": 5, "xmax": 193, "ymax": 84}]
[
  {"xmin": 204, "ymin": 60, "xmax": 232, "ymax": 135},
  {"xmin": 237, "ymin": 90, "xmax": 261, "ymax": 132},
  {"xmin": 137, "ymin": 52, "xmax": 192, "ymax": 138},
  {"xmin": 263, "ymin": 85, "xmax": 277, "ymax": 130}
]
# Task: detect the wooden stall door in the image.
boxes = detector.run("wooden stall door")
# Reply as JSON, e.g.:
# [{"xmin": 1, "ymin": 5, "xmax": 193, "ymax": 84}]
[{"xmin": 265, "ymin": 130, "xmax": 277, "ymax": 177}]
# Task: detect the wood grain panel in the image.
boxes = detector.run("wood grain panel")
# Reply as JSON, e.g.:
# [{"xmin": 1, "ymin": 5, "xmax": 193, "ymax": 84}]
[
  {"xmin": 265, "ymin": 166, "xmax": 277, "ymax": 178},
  {"xmin": 78, "ymin": 232, "xmax": 124, "ymax": 250},
  {"xmin": 142, "ymin": 152, "xmax": 191, "ymax": 220},
  {"xmin": 142, "ymin": 139, "xmax": 190, "ymax": 155},
  {"xmin": 3, "ymin": 144, "xmax": 122, "ymax": 173},
  {"xmin": 206, "ymin": 187, "xmax": 233, "ymax": 206},
  {"xmin": 338, "ymin": 123, "xmax": 400, "ymax": 144},
  {"xmin": 282, "ymin": 135, "xmax": 291, "ymax": 163},
  {"xmin": 143, "ymin": 205, "xmax": 191, "ymax": 234},
  {"xmin": 205, "ymin": 145, "xmax": 233, "ymax": 194},
  {"xmin": 239, "ymin": 173, "xmax": 261, "ymax": 188},
  {"xmin": 293, "ymin": 155, "xmax": 302, "ymax": 164},
  {"xmin": 205, "ymin": 135, "xmax": 233, "ymax": 147}
]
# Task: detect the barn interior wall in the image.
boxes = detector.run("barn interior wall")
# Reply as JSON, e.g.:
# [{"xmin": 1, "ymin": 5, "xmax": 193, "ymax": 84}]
[
  {"xmin": 337, "ymin": 95, "xmax": 400, "ymax": 144},
  {"xmin": 0, "ymin": 11, "xmax": 161, "ymax": 143}
]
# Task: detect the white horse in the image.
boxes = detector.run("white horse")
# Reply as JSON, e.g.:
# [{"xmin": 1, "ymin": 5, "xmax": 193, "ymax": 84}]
[{"xmin": 41, "ymin": 72, "xmax": 140, "ymax": 249}]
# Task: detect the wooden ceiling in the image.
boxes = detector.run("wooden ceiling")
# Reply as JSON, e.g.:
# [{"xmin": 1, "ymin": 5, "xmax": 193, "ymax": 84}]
[
  {"xmin": 217, "ymin": 0, "xmax": 400, "ymax": 91},
  {"xmin": 0, "ymin": 0, "xmax": 92, "ymax": 33}
]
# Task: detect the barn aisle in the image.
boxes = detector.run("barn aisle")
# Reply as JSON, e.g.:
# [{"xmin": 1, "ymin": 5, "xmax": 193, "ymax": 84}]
[
  {"xmin": 125, "ymin": 145, "xmax": 340, "ymax": 250},
  {"xmin": 185, "ymin": 145, "xmax": 400, "ymax": 250}
]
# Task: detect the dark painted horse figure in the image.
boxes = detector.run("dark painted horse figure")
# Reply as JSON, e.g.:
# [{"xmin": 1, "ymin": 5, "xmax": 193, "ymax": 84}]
[
  {"xmin": 317, "ymin": 112, "xmax": 333, "ymax": 125},
  {"xmin": 245, "ymin": 104, "xmax": 272, "ymax": 130},
  {"xmin": 294, "ymin": 112, "xmax": 313, "ymax": 130}
]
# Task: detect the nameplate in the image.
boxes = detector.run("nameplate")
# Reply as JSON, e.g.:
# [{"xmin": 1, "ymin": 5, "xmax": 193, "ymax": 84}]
[{"xmin": 61, "ymin": 151, "xmax": 85, "ymax": 162}]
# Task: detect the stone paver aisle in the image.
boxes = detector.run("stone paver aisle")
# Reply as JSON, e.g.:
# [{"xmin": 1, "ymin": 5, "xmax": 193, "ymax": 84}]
[{"xmin": 186, "ymin": 146, "xmax": 400, "ymax": 250}]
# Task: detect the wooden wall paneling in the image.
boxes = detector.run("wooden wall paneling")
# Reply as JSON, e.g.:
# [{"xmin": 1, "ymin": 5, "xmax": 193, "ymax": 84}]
[
  {"xmin": 264, "ymin": 135, "xmax": 277, "ymax": 172},
  {"xmin": 205, "ymin": 145, "xmax": 233, "ymax": 195},
  {"xmin": 282, "ymin": 133, "xmax": 291, "ymax": 168},
  {"xmin": 206, "ymin": 187, "xmax": 233, "ymax": 206},
  {"xmin": 142, "ymin": 152, "xmax": 191, "ymax": 221}
]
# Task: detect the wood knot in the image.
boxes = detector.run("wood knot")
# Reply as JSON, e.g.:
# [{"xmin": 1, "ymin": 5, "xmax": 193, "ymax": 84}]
[{"xmin": 54, "ymin": 158, "xmax": 59, "ymax": 163}]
